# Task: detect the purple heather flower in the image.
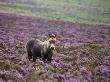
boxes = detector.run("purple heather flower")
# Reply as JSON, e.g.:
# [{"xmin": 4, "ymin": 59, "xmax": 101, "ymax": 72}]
[
  {"xmin": 35, "ymin": 80, "xmax": 44, "ymax": 82},
  {"xmin": 7, "ymin": 80, "xmax": 13, "ymax": 82},
  {"xmin": 46, "ymin": 70, "xmax": 52, "ymax": 76},
  {"xmin": 64, "ymin": 42, "xmax": 70, "ymax": 48},
  {"xmin": 59, "ymin": 54, "xmax": 65, "ymax": 57},
  {"xmin": 23, "ymin": 65, "xmax": 34, "ymax": 75},
  {"xmin": 15, "ymin": 70, "xmax": 24, "ymax": 80},
  {"xmin": 68, "ymin": 38, "xmax": 75, "ymax": 43},
  {"xmin": 79, "ymin": 67, "xmax": 88, "ymax": 74},
  {"xmin": 0, "ymin": 80, "xmax": 5, "ymax": 82},
  {"xmin": 28, "ymin": 64, "xmax": 34, "ymax": 71},
  {"xmin": 103, "ymin": 56, "xmax": 110, "ymax": 65},
  {"xmin": 65, "ymin": 78, "xmax": 80, "ymax": 82},
  {"xmin": 64, "ymin": 63, "xmax": 72, "ymax": 69},
  {"xmin": 56, "ymin": 74, "xmax": 65, "ymax": 80},
  {"xmin": 65, "ymin": 72, "xmax": 71, "ymax": 78},
  {"xmin": 47, "ymin": 80, "xmax": 53, "ymax": 82},
  {"xmin": 52, "ymin": 61, "xmax": 61, "ymax": 68},
  {"xmin": 23, "ymin": 69, "xmax": 28, "ymax": 75},
  {"xmin": 100, "ymin": 67, "xmax": 109, "ymax": 74}
]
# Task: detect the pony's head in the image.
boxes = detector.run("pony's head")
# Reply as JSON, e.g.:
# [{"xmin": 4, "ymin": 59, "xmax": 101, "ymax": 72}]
[{"xmin": 48, "ymin": 33, "xmax": 56, "ymax": 50}]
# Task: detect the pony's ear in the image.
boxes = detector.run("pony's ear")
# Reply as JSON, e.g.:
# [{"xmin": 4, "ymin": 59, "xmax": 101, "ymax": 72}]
[
  {"xmin": 48, "ymin": 33, "xmax": 51, "ymax": 38},
  {"xmin": 54, "ymin": 34, "xmax": 56, "ymax": 38}
]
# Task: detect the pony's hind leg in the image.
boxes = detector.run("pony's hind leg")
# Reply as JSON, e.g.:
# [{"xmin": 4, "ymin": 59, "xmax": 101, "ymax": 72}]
[
  {"xmin": 27, "ymin": 51, "xmax": 32, "ymax": 61},
  {"xmin": 32, "ymin": 55, "xmax": 37, "ymax": 62}
]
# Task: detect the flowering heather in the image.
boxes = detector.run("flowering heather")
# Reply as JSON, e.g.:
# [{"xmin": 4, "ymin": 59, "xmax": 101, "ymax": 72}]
[
  {"xmin": 65, "ymin": 78, "xmax": 80, "ymax": 82},
  {"xmin": 7, "ymin": 80, "xmax": 13, "ymax": 82},
  {"xmin": 100, "ymin": 66, "xmax": 109, "ymax": 75},
  {"xmin": 0, "ymin": 13, "xmax": 110, "ymax": 82},
  {"xmin": 35, "ymin": 80, "xmax": 44, "ymax": 82},
  {"xmin": 15, "ymin": 70, "xmax": 24, "ymax": 80},
  {"xmin": 79, "ymin": 67, "xmax": 89, "ymax": 74},
  {"xmin": 56, "ymin": 74, "xmax": 65, "ymax": 81},
  {"xmin": 0, "ymin": 80, "xmax": 5, "ymax": 82},
  {"xmin": 63, "ymin": 63, "xmax": 72, "ymax": 69}
]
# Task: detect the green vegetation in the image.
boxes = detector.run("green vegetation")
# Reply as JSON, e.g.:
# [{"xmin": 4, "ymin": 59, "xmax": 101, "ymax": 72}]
[
  {"xmin": 83, "ymin": 43, "xmax": 102, "ymax": 55},
  {"xmin": 0, "ymin": 0, "xmax": 110, "ymax": 25}
]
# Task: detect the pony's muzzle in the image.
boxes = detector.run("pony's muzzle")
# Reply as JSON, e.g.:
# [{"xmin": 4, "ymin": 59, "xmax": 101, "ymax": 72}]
[
  {"xmin": 50, "ymin": 44, "xmax": 55, "ymax": 50},
  {"xmin": 51, "ymin": 47, "xmax": 55, "ymax": 50}
]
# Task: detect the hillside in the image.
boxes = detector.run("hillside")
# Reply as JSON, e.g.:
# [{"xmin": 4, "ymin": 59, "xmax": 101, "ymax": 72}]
[
  {"xmin": 0, "ymin": 0, "xmax": 110, "ymax": 25},
  {"xmin": 0, "ymin": 13, "xmax": 110, "ymax": 82}
]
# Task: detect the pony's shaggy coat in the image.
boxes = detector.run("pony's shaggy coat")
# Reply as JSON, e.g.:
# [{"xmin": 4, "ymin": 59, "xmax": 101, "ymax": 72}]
[{"xmin": 26, "ymin": 34, "xmax": 56, "ymax": 62}]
